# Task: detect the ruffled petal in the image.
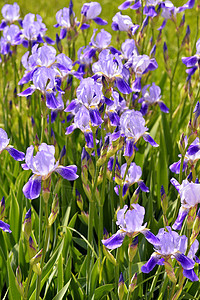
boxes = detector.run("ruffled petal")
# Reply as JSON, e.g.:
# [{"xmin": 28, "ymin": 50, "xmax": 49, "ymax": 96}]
[{"xmin": 141, "ymin": 229, "xmax": 161, "ymax": 247}]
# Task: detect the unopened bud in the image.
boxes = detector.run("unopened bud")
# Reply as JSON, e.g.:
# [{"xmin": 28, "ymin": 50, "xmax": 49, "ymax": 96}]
[
  {"xmin": 130, "ymin": 187, "xmax": 140, "ymax": 204},
  {"xmin": 187, "ymin": 205, "xmax": 197, "ymax": 229},
  {"xmin": 118, "ymin": 273, "xmax": 125, "ymax": 300},
  {"xmin": 48, "ymin": 195, "xmax": 59, "ymax": 226},
  {"xmin": 128, "ymin": 237, "xmax": 138, "ymax": 262},
  {"xmin": 32, "ymin": 263, "xmax": 42, "ymax": 275},
  {"xmin": 16, "ymin": 266, "xmax": 22, "ymax": 284},
  {"xmin": 80, "ymin": 211, "xmax": 89, "ymax": 225},
  {"xmin": 23, "ymin": 208, "xmax": 32, "ymax": 240},
  {"xmin": 161, "ymin": 186, "xmax": 168, "ymax": 215},
  {"xmin": 42, "ymin": 178, "xmax": 51, "ymax": 203},
  {"xmin": 190, "ymin": 208, "xmax": 200, "ymax": 244},
  {"xmin": 56, "ymin": 33, "xmax": 62, "ymax": 53},
  {"xmin": 178, "ymin": 133, "xmax": 186, "ymax": 155},
  {"xmin": 76, "ymin": 190, "xmax": 83, "ymax": 211},
  {"xmin": 102, "ymin": 245, "xmax": 117, "ymax": 266},
  {"xmin": 15, "ymin": 267, "xmax": 24, "ymax": 296},
  {"xmin": 30, "ymin": 249, "xmax": 43, "ymax": 265},
  {"xmin": 164, "ymin": 258, "xmax": 177, "ymax": 283},
  {"xmin": 129, "ymin": 273, "xmax": 137, "ymax": 293},
  {"xmin": 0, "ymin": 196, "xmax": 5, "ymax": 219},
  {"xmin": 28, "ymin": 236, "xmax": 37, "ymax": 260}
]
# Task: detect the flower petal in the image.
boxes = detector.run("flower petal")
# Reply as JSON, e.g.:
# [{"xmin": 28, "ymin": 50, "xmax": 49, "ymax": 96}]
[
  {"xmin": 183, "ymin": 269, "xmax": 199, "ymax": 281},
  {"xmin": 116, "ymin": 78, "xmax": 132, "ymax": 94},
  {"xmin": 0, "ymin": 220, "xmax": 11, "ymax": 233},
  {"xmin": 55, "ymin": 165, "xmax": 78, "ymax": 181},
  {"xmin": 174, "ymin": 252, "xmax": 195, "ymax": 270},
  {"xmin": 141, "ymin": 229, "xmax": 161, "ymax": 247},
  {"xmin": 6, "ymin": 146, "xmax": 25, "ymax": 161},
  {"xmin": 23, "ymin": 175, "xmax": 42, "ymax": 200},
  {"xmin": 141, "ymin": 253, "xmax": 160, "ymax": 273},
  {"xmin": 172, "ymin": 208, "xmax": 189, "ymax": 230},
  {"xmin": 101, "ymin": 231, "xmax": 126, "ymax": 250},
  {"xmin": 143, "ymin": 134, "xmax": 159, "ymax": 147}
]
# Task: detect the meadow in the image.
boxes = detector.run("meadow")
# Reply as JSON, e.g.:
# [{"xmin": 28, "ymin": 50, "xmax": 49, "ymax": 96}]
[{"xmin": 0, "ymin": 0, "xmax": 200, "ymax": 299}]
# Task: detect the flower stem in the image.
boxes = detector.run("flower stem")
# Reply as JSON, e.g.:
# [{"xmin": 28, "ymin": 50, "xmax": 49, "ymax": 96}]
[
  {"xmin": 149, "ymin": 265, "xmax": 162, "ymax": 300},
  {"xmin": 24, "ymin": 265, "xmax": 33, "ymax": 300},
  {"xmin": 35, "ymin": 202, "xmax": 50, "ymax": 300}
]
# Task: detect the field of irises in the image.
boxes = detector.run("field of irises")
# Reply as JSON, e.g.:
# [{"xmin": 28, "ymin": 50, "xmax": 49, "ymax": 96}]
[{"xmin": 0, "ymin": 0, "xmax": 200, "ymax": 299}]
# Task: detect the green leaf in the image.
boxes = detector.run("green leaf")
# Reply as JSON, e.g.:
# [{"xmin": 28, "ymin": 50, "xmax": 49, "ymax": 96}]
[
  {"xmin": 52, "ymin": 279, "xmax": 71, "ymax": 300},
  {"xmin": 57, "ymin": 254, "xmax": 64, "ymax": 292},
  {"xmin": 7, "ymin": 256, "xmax": 21, "ymax": 300},
  {"xmin": 89, "ymin": 259, "xmax": 99, "ymax": 298},
  {"xmin": 94, "ymin": 284, "xmax": 114, "ymax": 300},
  {"xmin": 9, "ymin": 190, "xmax": 20, "ymax": 243}
]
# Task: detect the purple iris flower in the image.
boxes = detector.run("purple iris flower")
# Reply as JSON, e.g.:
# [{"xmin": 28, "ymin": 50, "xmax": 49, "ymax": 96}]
[
  {"xmin": 125, "ymin": 54, "xmax": 158, "ymax": 92},
  {"xmin": 0, "ymin": 128, "xmax": 25, "ymax": 161},
  {"xmin": 19, "ymin": 44, "xmax": 57, "ymax": 85},
  {"xmin": 0, "ymin": 3, "xmax": 20, "ymax": 30},
  {"xmin": 118, "ymin": 0, "xmax": 142, "ymax": 10},
  {"xmin": 143, "ymin": 0, "xmax": 161, "ymax": 18},
  {"xmin": 102, "ymin": 203, "xmax": 159, "ymax": 249},
  {"xmin": 139, "ymin": 82, "xmax": 169, "ymax": 115},
  {"xmin": 20, "ymin": 13, "xmax": 54, "ymax": 47},
  {"xmin": 141, "ymin": 226, "xmax": 198, "ymax": 281},
  {"xmin": 105, "ymin": 90, "xmax": 127, "ymax": 126},
  {"xmin": 54, "ymin": 7, "xmax": 76, "ymax": 39},
  {"xmin": 65, "ymin": 77, "xmax": 103, "ymax": 126},
  {"xmin": 182, "ymin": 38, "xmax": 200, "ymax": 80},
  {"xmin": 66, "ymin": 106, "xmax": 95, "ymax": 148},
  {"xmin": 19, "ymin": 66, "xmax": 63, "ymax": 110},
  {"xmin": 56, "ymin": 53, "xmax": 82, "ymax": 80},
  {"xmin": 92, "ymin": 49, "xmax": 132, "ymax": 94},
  {"xmin": 121, "ymin": 39, "xmax": 138, "ymax": 61},
  {"xmin": 77, "ymin": 45, "xmax": 93, "ymax": 71},
  {"xmin": 161, "ymin": 0, "xmax": 194, "ymax": 21},
  {"xmin": 0, "ymin": 24, "xmax": 21, "ymax": 55},
  {"xmin": 83, "ymin": 29, "xmax": 118, "ymax": 59},
  {"xmin": 81, "ymin": 2, "xmax": 107, "ymax": 26},
  {"xmin": 120, "ymin": 109, "xmax": 158, "ymax": 156},
  {"xmin": 114, "ymin": 162, "xmax": 149, "ymax": 197},
  {"xmin": 112, "ymin": 12, "xmax": 139, "ymax": 36},
  {"xmin": 170, "ymin": 138, "xmax": 200, "ymax": 175},
  {"xmin": 171, "ymin": 178, "xmax": 200, "ymax": 230},
  {"xmin": 22, "ymin": 143, "xmax": 78, "ymax": 200}
]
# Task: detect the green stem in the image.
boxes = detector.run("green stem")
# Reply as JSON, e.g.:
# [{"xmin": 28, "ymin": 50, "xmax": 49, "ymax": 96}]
[
  {"xmin": 48, "ymin": 110, "xmax": 51, "ymax": 143},
  {"xmin": 149, "ymin": 265, "xmax": 162, "ymax": 300},
  {"xmin": 98, "ymin": 161, "xmax": 108, "ymax": 261},
  {"xmin": 86, "ymin": 164, "xmax": 99, "ymax": 295},
  {"xmin": 35, "ymin": 202, "xmax": 50, "ymax": 300},
  {"xmin": 92, "ymin": 130, "xmax": 98, "ymax": 162},
  {"xmin": 110, "ymin": 154, "xmax": 117, "ymax": 233},
  {"xmin": 158, "ymin": 274, "xmax": 168, "ymax": 300},
  {"xmin": 24, "ymin": 265, "xmax": 33, "ymax": 300}
]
